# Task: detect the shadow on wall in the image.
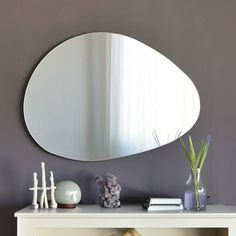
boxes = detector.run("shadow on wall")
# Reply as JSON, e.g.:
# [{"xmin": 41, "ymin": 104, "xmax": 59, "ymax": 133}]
[
  {"xmin": 121, "ymin": 191, "xmax": 172, "ymax": 204},
  {"xmin": 0, "ymin": 205, "xmax": 20, "ymax": 236}
]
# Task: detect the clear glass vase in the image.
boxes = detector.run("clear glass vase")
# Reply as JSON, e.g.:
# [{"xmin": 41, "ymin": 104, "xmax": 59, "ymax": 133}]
[{"xmin": 184, "ymin": 168, "xmax": 207, "ymax": 211}]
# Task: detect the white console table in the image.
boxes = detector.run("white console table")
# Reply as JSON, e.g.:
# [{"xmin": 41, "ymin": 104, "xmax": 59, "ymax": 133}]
[{"xmin": 15, "ymin": 204, "xmax": 236, "ymax": 236}]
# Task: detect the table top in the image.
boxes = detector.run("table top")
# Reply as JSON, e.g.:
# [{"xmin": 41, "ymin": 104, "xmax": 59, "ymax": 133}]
[{"xmin": 14, "ymin": 204, "xmax": 236, "ymax": 218}]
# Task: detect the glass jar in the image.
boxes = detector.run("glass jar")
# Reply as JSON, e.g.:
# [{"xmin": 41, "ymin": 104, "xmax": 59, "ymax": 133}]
[{"xmin": 184, "ymin": 168, "xmax": 207, "ymax": 211}]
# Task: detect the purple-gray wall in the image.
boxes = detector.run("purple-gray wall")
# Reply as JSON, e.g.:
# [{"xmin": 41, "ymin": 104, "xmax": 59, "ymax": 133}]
[{"xmin": 1, "ymin": 0, "xmax": 236, "ymax": 235}]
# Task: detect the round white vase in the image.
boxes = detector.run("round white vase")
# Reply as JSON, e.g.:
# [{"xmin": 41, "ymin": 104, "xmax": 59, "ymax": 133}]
[{"xmin": 55, "ymin": 181, "xmax": 81, "ymax": 208}]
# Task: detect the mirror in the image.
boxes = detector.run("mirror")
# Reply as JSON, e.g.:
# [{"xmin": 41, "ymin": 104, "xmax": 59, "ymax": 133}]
[{"xmin": 24, "ymin": 32, "xmax": 200, "ymax": 161}]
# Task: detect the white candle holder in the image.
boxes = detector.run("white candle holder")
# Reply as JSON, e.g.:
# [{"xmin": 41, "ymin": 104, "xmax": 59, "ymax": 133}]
[{"xmin": 29, "ymin": 162, "xmax": 57, "ymax": 209}]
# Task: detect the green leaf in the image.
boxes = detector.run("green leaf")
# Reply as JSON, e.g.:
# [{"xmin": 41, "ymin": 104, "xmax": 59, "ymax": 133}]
[
  {"xmin": 180, "ymin": 135, "xmax": 211, "ymax": 172},
  {"xmin": 180, "ymin": 138, "xmax": 194, "ymax": 170},
  {"xmin": 180, "ymin": 138, "xmax": 188, "ymax": 156},
  {"xmin": 199, "ymin": 143, "xmax": 209, "ymax": 169},
  {"xmin": 196, "ymin": 141, "xmax": 204, "ymax": 168},
  {"xmin": 188, "ymin": 136, "xmax": 196, "ymax": 169}
]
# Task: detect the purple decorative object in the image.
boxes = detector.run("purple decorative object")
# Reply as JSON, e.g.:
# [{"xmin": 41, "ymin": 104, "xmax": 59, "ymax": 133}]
[{"xmin": 95, "ymin": 174, "xmax": 121, "ymax": 208}]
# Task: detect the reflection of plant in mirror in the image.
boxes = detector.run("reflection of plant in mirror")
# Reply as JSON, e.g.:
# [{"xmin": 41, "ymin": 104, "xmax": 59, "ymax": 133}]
[
  {"xmin": 152, "ymin": 129, "xmax": 182, "ymax": 147},
  {"xmin": 180, "ymin": 135, "xmax": 211, "ymax": 210}
]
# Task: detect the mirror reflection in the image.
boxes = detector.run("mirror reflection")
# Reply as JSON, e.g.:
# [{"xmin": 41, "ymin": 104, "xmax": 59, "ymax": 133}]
[{"xmin": 24, "ymin": 32, "xmax": 200, "ymax": 161}]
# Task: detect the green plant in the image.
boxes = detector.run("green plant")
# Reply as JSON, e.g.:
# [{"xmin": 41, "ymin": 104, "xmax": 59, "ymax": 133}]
[{"xmin": 180, "ymin": 135, "xmax": 211, "ymax": 209}]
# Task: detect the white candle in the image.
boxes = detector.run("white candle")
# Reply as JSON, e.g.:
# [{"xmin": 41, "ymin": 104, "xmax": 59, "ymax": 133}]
[
  {"xmin": 50, "ymin": 171, "xmax": 57, "ymax": 208},
  {"xmin": 29, "ymin": 172, "xmax": 39, "ymax": 209},
  {"xmin": 40, "ymin": 162, "xmax": 48, "ymax": 208}
]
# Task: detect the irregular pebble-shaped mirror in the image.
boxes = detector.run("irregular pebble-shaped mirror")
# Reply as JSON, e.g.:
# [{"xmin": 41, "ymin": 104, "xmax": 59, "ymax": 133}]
[{"xmin": 24, "ymin": 32, "xmax": 200, "ymax": 161}]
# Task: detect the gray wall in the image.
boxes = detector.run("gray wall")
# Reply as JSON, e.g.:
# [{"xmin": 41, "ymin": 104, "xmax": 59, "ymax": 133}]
[{"xmin": 0, "ymin": 0, "xmax": 236, "ymax": 235}]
